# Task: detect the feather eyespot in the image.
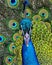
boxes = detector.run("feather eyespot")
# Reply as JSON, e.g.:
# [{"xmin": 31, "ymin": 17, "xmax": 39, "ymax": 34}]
[
  {"xmin": 8, "ymin": 20, "xmax": 19, "ymax": 30},
  {"xmin": 0, "ymin": 36, "xmax": 4, "ymax": 43},
  {"xmin": 4, "ymin": 56, "xmax": 13, "ymax": 65},
  {"xmin": 8, "ymin": 43, "xmax": 16, "ymax": 54},
  {"xmin": 25, "ymin": 8, "xmax": 32, "ymax": 18},
  {"xmin": 32, "ymin": 15, "xmax": 42, "ymax": 22},
  {"xmin": 39, "ymin": 8, "xmax": 48, "ymax": 20},
  {"xmin": 6, "ymin": 0, "xmax": 19, "ymax": 8},
  {"xmin": 8, "ymin": 58, "xmax": 12, "ymax": 62},
  {"xmin": 0, "ymin": 35, "xmax": 6, "ymax": 45}
]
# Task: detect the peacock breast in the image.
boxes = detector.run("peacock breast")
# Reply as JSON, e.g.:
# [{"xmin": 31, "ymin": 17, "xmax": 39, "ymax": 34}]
[{"xmin": 22, "ymin": 41, "xmax": 40, "ymax": 65}]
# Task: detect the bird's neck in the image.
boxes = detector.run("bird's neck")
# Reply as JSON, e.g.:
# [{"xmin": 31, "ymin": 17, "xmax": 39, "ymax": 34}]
[{"xmin": 23, "ymin": 39, "xmax": 32, "ymax": 47}]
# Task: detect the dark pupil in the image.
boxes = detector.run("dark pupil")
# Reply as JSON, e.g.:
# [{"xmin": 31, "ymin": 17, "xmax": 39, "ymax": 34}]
[
  {"xmin": 12, "ymin": 46, "xmax": 15, "ymax": 49},
  {"xmin": 42, "ymin": 13, "xmax": 45, "ymax": 16},
  {"xmin": 0, "ymin": 37, "xmax": 2, "ymax": 41},
  {"xmin": 8, "ymin": 58, "xmax": 11, "ymax": 62},
  {"xmin": 26, "ymin": 13, "xmax": 28, "ymax": 15},
  {"xmin": 13, "ymin": 23, "xmax": 16, "ymax": 26},
  {"xmin": 11, "ymin": 0, "xmax": 15, "ymax": 3}
]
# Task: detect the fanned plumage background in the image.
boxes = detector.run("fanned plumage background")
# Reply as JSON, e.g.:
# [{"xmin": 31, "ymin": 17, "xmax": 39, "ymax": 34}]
[{"xmin": 0, "ymin": 0, "xmax": 52, "ymax": 65}]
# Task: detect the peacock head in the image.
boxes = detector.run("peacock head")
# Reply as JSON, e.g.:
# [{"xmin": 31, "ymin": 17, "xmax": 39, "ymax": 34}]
[{"xmin": 21, "ymin": 24, "xmax": 31, "ymax": 46}]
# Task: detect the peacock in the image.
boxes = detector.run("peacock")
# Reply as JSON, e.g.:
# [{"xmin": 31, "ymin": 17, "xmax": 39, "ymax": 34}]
[
  {"xmin": 0, "ymin": 0, "xmax": 52, "ymax": 65},
  {"xmin": 20, "ymin": 17, "xmax": 40, "ymax": 65},
  {"xmin": 22, "ymin": 32, "xmax": 40, "ymax": 65}
]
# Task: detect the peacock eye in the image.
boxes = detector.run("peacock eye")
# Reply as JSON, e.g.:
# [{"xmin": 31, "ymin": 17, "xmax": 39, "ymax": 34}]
[
  {"xmin": 10, "ymin": 0, "xmax": 17, "ymax": 6},
  {"xmin": 4, "ymin": 56, "xmax": 13, "ymax": 64},
  {"xmin": 39, "ymin": 8, "xmax": 48, "ymax": 20},
  {"xmin": 11, "ymin": 0, "xmax": 15, "ymax": 4},
  {"xmin": 12, "ymin": 22, "xmax": 17, "ymax": 28},
  {"xmin": 8, "ymin": 20, "xmax": 19, "ymax": 30},
  {"xmin": 25, "ymin": 8, "xmax": 32, "ymax": 18},
  {"xmin": 8, "ymin": 43, "xmax": 16, "ymax": 54},
  {"xmin": 32, "ymin": 15, "xmax": 42, "ymax": 22},
  {"xmin": 13, "ymin": 33, "xmax": 20, "ymax": 41},
  {"xmin": 8, "ymin": 58, "xmax": 12, "ymax": 62},
  {"xmin": 12, "ymin": 23, "xmax": 16, "ymax": 26},
  {"xmin": 12, "ymin": 45, "xmax": 15, "ymax": 49},
  {"xmin": 0, "ymin": 35, "xmax": 6, "ymax": 45},
  {"xmin": 6, "ymin": 0, "xmax": 19, "ymax": 8},
  {"xmin": 0, "ymin": 36, "xmax": 4, "ymax": 42},
  {"xmin": 26, "ymin": 12, "xmax": 30, "ymax": 16},
  {"xmin": 41, "ymin": 13, "xmax": 45, "ymax": 16}
]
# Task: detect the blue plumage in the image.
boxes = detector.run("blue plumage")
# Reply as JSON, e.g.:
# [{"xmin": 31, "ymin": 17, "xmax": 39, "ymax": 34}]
[
  {"xmin": 20, "ymin": 18, "xmax": 32, "ymax": 30},
  {"xmin": 10, "ymin": 0, "xmax": 17, "ymax": 6},
  {"xmin": 11, "ymin": 0, "xmax": 15, "ymax": 4},
  {"xmin": 23, "ymin": 0, "xmax": 30, "ymax": 6},
  {"xmin": 23, "ymin": 0, "xmax": 30, "ymax": 11},
  {"xmin": 22, "ymin": 39, "xmax": 40, "ymax": 65}
]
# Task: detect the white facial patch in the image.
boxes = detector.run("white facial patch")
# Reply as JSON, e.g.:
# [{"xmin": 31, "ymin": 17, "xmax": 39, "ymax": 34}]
[{"xmin": 24, "ymin": 32, "xmax": 30, "ymax": 46}]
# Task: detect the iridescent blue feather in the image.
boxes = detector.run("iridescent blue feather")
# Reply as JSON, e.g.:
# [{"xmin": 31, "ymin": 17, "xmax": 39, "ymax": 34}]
[{"xmin": 22, "ymin": 39, "xmax": 40, "ymax": 65}]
